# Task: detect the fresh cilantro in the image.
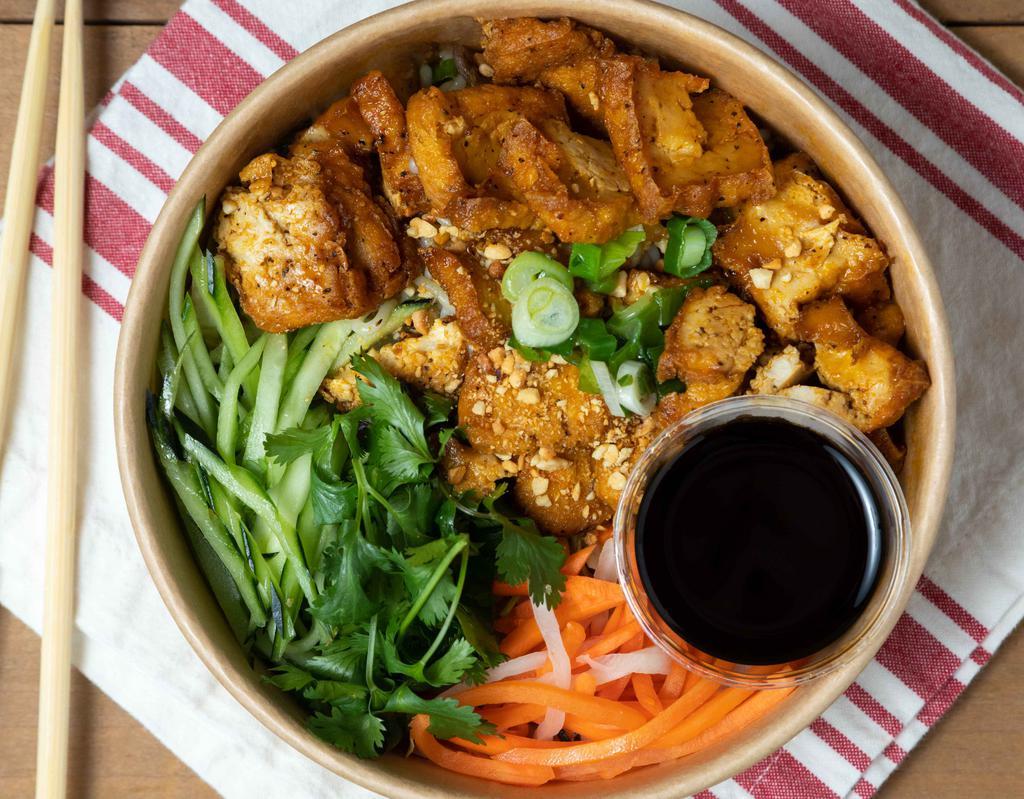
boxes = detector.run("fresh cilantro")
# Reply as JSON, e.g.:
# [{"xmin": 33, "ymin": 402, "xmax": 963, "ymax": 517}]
[
  {"xmin": 264, "ymin": 425, "xmax": 335, "ymax": 465},
  {"xmin": 310, "ymin": 471, "xmax": 357, "ymax": 525},
  {"xmin": 312, "ymin": 523, "xmax": 391, "ymax": 627},
  {"xmin": 495, "ymin": 516, "xmax": 567, "ymax": 608},
  {"xmin": 420, "ymin": 392, "xmax": 453, "ymax": 427},
  {"xmin": 309, "ymin": 701, "xmax": 386, "ymax": 758},
  {"xmin": 382, "ymin": 685, "xmax": 494, "ymax": 742},
  {"xmin": 351, "ymin": 354, "xmax": 432, "ymax": 463},
  {"xmin": 264, "ymin": 662, "xmax": 314, "ymax": 692}
]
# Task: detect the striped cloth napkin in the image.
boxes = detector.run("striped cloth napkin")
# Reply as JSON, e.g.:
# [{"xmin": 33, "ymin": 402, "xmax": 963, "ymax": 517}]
[{"xmin": 1, "ymin": 1, "xmax": 1021, "ymax": 796}]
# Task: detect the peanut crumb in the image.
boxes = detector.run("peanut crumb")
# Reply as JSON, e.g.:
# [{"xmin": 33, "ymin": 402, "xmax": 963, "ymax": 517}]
[
  {"xmin": 517, "ymin": 387, "xmax": 540, "ymax": 404},
  {"xmin": 472, "ymin": 400, "xmax": 486, "ymax": 415}
]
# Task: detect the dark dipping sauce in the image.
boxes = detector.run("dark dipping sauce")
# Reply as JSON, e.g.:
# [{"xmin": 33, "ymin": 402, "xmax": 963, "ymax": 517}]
[{"xmin": 635, "ymin": 418, "xmax": 884, "ymax": 666}]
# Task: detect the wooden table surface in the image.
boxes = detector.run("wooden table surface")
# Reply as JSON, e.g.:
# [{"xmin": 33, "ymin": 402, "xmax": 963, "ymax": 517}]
[{"xmin": 0, "ymin": 1, "xmax": 1022, "ymax": 796}]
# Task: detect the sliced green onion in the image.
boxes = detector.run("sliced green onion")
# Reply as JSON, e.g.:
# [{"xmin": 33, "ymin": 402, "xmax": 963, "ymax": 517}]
[
  {"xmin": 511, "ymin": 278, "xmax": 580, "ymax": 348},
  {"xmin": 616, "ymin": 360, "xmax": 656, "ymax": 416},
  {"xmin": 501, "ymin": 252, "xmax": 573, "ymax": 302},
  {"xmin": 664, "ymin": 216, "xmax": 717, "ymax": 278},
  {"xmin": 596, "ymin": 227, "xmax": 646, "ymax": 277},
  {"xmin": 432, "ymin": 58, "xmax": 458, "ymax": 85},
  {"xmin": 577, "ymin": 357, "xmax": 600, "ymax": 394},
  {"xmin": 589, "ymin": 360, "xmax": 625, "ymax": 417},
  {"xmin": 567, "ymin": 243, "xmax": 602, "ymax": 281},
  {"xmin": 574, "ymin": 318, "xmax": 617, "ymax": 362}
]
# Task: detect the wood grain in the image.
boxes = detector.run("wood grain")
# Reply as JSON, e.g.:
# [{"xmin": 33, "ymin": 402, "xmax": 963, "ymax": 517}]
[{"xmin": 0, "ymin": 5, "xmax": 1021, "ymax": 798}]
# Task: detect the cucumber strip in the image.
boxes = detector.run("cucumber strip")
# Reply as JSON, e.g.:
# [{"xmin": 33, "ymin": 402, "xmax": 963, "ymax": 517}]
[
  {"xmin": 191, "ymin": 251, "xmax": 258, "ymax": 402},
  {"xmin": 281, "ymin": 324, "xmax": 321, "ymax": 394},
  {"xmin": 217, "ymin": 343, "xmax": 234, "ymax": 383},
  {"xmin": 167, "ymin": 201, "xmax": 217, "ymax": 436},
  {"xmin": 180, "ymin": 431, "xmax": 318, "ymax": 604},
  {"xmin": 277, "ymin": 320, "xmax": 354, "ymax": 433},
  {"xmin": 181, "ymin": 295, "xmax": 224, "ymax": 402},
  {"xmin": 149, "ymin": 405, "xmax": 266, "ymax": 627},
  {"xmin": 157, "ymin": 324, "xmax": 201, "ymax": 426},
  {"xmin": 242, "ymin": 521, "xmax": 294, "ymax": 641},
  {"xmin": 330, "ymin": 299, "xmax": 428, "ymax": 370},
  {"xmin": 243, "ymin": 333, "xmax": 288, "ymax": 468},
  {"xmin": 217, "ymin": 335, "xmax": 267, "ymax": 464}
]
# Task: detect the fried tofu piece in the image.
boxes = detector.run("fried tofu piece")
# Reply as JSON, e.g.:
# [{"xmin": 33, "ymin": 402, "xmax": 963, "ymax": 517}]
[
  {"xmin": 406, "ymin": 85, "xmax": 566, "ymax": 232},
  {"xmin": 796, "ymin": 297, "xmax": 929, "ymax": 431},
  {"xmin": 539, "ymin": 59, "xmax": 607, "ymax": 129},
  {"xmin": 321, "ymin": 318, "xmax": 468, "ymax": 410},
  {"xmin": 776, "ymin": 385, "xmax": 866, "ymax": 428},
  {"xmin": 498, "ymin": 118, "xmax": 636, "ymax": 242},
  {"xmin": 479, "ymin": 17, "xmax": 615, "ymax": 84},
  {"xmin": 443, "ymin": 439, "xmax": 507, "ymax": 497},
  {"xmin": 216, "ymin": 152, "xmax": 385, "ymax": 332},
  {"xmin": 715, "ymin": 154, "xmax": 890, "ymax": 339},
  {"xmin": 869, "ymin": 428, "xmax": 906, "ymax": 472},
  {"xmin": 420, "ymin": 247, "xmax": 509, "ymax": 351},
  {"xmin": 601, "ymin": 57, "xmax": 714, "ymax": 220},
  {"xmin": 299, "ymin": 95, "xmax": 373, "ymax": 156},
  {"xmin": 655, "ymin": 285, "xmax": 764, "ymax": 424},
  {"xmin": 375, "ymin": 318, "xmax": 469, "ymax": 396},
  {"xmin": 351, "ymin": 71, "xmax": 429, "ymax": 217},
  {"xmin": 749, "ymin": 345, "xmax": 813, "ymax": 394},
  {"xmin": 856, "ymin": 300, "xmax": 905, "ymax": 347}
]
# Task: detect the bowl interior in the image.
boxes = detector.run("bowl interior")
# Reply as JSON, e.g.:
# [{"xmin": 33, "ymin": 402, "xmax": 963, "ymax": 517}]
[{"xmin": 114, "ymin": 2, "xmax": 955, "ymax": 797}]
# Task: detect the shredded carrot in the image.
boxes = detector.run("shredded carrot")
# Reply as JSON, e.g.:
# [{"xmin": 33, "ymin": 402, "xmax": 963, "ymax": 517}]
[
  {"xmin": 411, "ymin": 715, "xmax": 555, "ymax": 786},
  {"xmin": 596, "ymin": 675, "xmax": 630, "ymax": 701},
  {"xmin": 553, "ymin": 688, "xmax": 794, "ymax": 780},
  {"xmin": 513, "ymin": 599, "xmax": 533, "ymax": 619},
  {"xmin": 659, "ymin": 662, "xmax": 688, "ymax": 704},
  {"xmin": 563, "ymin": 715, "xmax": 628, "ymax": 741},
  {"xmin": 454, "ymin": 681, "xmax": 649, "ymax": 730},
  {"xmin": 573, "ymin": 671, "xmax": 597, "ymax": 695},
  {"xmin": 578, "ymin": 620, "xmax": 642, "ymax": 660},
  {"xmin": 450, "ymin": 732, "xmax": 574, "ymax": 755},
  {"xmin": 602, "ymin": 603, "xmax": 626, "ymax": 634},
  {"xmin": 654, "ymin": 686, "xmax": 753, "ymax": 746},
  {"xmin": 493, "ymin": 616, "xmax": 517, "ymax": 634},
  {"xmin": 493, "ymin": 580, "xmax": 524, "ymax": 596},
  {"xmin": 495, "ymin": 679, "xmax": 719, "ymax": 766},
  {"xmin": 631, "ymin": 673, "xmax": 664, "ymax": 717},
  {"xmin": 494, "ymin": 575, "xmax": 623, "ymax": 603},
  {"xmin": 682, "ymin": 669, "xmax": 701, "ymax": 693},
  {"xmin": 501, "ymin": 594, "xmax": 625, "ymax": 657},
  {"xmin": 562, "ymin": 544, "xmax": 597, "ymax": 575},
  {"xmin": 538, "ymin": 620, "xmax": 586, "ymax": 676},
  {"xmin": 479, "ymin": 703, "xmax": 546, "ymax": 731}
]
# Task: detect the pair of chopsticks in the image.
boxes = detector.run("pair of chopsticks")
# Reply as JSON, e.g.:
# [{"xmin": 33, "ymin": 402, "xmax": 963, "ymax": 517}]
[{"xmin": 0, "ymin": 0, "xmax": 84, "ymax": 796}]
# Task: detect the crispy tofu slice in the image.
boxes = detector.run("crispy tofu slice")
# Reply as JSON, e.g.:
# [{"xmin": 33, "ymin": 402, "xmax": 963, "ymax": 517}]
[
  {"xmin": 420, "ymin": 247, "xmax": 509, "ymax": 351},
  {"xmin": 749, "ymin": 345, "xmax": 813, "ymax": 394},
  {"xmin": 856, "ymin": 300, "xmax": 906, "ymax": 347},
  {"xmin": 298, "ymin": 95, "xmax": 373, "ymax": 156},
  {"xmin": 216, "ymin": 152, "xmax": 387, "ymax": 332},
  {"xmin": 497, "ymin": 117, "xmax": 636, "ymax": 242},
  {"xmin": 715, "ymin": 154, "xmax": 890, "ymax": 340},
  {"xmin": 776, "ymin": 385, "xmax": 866, "ymax": 428},
  {"xmin": 655, "ymin": 285, "xmax": 764, "ymax": 424},
  {"xmin": 375, "ymin": 317, "xmax": 469, "ymax": 396},
  {"xmin": 405, "ymin": 84, "xmax": 566, "ymax": 232},
  {"xmin": 351, "ymin": 71, "xmax": 429, "ymax": 217},
  {"xmin": 479, "ymin": 17, "xmax": 615, "ymax": 83},
  {"xmin": 796, "ymin": 297, "xmax": 929, "ymax": 431}
]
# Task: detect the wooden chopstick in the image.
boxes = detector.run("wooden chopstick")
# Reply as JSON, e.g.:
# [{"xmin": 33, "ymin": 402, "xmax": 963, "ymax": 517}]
[
  {"xmin": 0, "ymin": 0, "xmax": 56, "ymax": 454},
  {"xmin": 36, "ymin": 0, "xmax": 84, "ymax": 796}
]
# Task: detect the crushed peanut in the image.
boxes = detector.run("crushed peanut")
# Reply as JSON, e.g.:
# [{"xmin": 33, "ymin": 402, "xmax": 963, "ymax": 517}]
[
  {"xmin": 608, "ymin": 472, "xmax": 627, "ymax": 491},
  {"xmin": 517, "ymin": 387, "xmax": 540, "ymax": 404},
  {"xmin": 535, "ymin": 495, "xmax": 552, "ymax": 508},
  {"xmin": 531, "ymin": 476, "xmax": 550, "ymax": 496},
  {"xmin": 472, "ymin": 400, "xmax": 486, "ymax": 415},
  {"xmin": 818, "ymin": 203, "xmax": 836, "ymax": 221},
  {"xmin": 406, "ymin": 217, "xmax": 438, "ymax": 239},
  {"xmin": 749, "ymin": 268, "xmax": 773, "ymax": 290},
  {"xmin": 483, "ymin": 242, "xmax": 513, "ymax": 261},
  {"xmin": 478, "ymin": 62, "xmax": 495, "ymax": 78}
]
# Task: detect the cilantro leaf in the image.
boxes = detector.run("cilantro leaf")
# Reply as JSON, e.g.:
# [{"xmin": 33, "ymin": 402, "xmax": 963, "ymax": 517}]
[
  {"xmin": 310, "ymin": 471, "xmax": 357, "ymax": 525},
  {"xmin": 423, "ymin": 638, "xmax": 477, "ymax": 685},
  {"xmin": 371, "ymin": 424, "xmax": 434, "ymax": 485},
  {"xmin": 390, "ymin": 550, "xmax": 457, "ymax": 628},
  {"xmin": 313, "ymin": 526, "xmax": 391, "ymax": 627},
  {"xmin": 420, "ymin": 392, "xmax": 453, "ymax": 427},
  {"xmin": 382, "ymin": 684, "xmax": 494, "ymax": 742},
  {"xmin": 264, "ymin": 425, "xmax": 334, "ymax": 465},
  {"xmin": 456, "ymin": 606, "xmax": 505, "ymax": 674},
  {"xmin": 302, "ymin": 680, "xmax": 368, "ymax": 705},
  {"xmin": 351, "ymin": 354, "xmax": 431, "ymax": 462},
  {"xmin": 264, "ymin": 663, "xmax": 315, "ymax": 692},
  {"xmin": 309, "ymin": 701, "xmax": 386, "ymax": 758},
  {"xmin": 493, "ymin": 512, "xmax": 566, "ymax": 608},
  {"xmin": 304, "ymin": 629, "xmax": 371, "ymax": 683}
]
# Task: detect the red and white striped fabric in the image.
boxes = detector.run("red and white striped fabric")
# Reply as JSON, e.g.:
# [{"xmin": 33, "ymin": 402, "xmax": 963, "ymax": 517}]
[{"xmin": 1, "ymin": 1, "xmax": 1022, "ymax": 797}]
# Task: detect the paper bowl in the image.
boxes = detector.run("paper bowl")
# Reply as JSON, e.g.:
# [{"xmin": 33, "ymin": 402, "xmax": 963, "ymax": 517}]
[{"xmin": 114, "ymin": 1, "xmax": 956, "ymax": 796}]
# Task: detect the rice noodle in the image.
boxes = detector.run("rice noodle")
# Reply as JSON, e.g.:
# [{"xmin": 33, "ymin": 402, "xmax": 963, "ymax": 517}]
[
  {"xmin": 531, "ymin": 599, "xmax": 571, "ymax": 739},
  {"xmin": 593, "ymin": 541, "xmax": 619, "ymax": 582},
  {"xmin": 483, "ymin": 650, "xmax": 549, "ymax": 683},
  {"xmin": 577, "ymin": 647, "xmax": 673, "ymax": 685}
]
